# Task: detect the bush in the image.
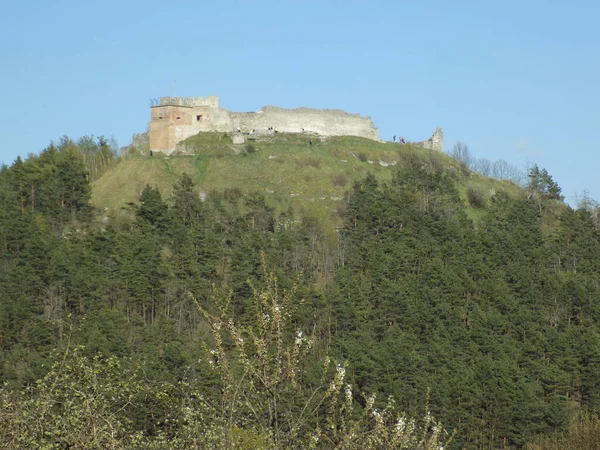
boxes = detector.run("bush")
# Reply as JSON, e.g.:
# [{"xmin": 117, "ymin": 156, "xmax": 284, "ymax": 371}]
[
  {"xmin": 245, "ymin": 143, "xmax": 257, "ymax": 154},
  {"xmin": 467, "ymin": 186, "xmax": 487, "ymax": 208},
  {"xmin": 426, "ymin": 152, "xmax": 445, "ymax": 174},
  {"xmin": 304, "ymin": 157, "xmax": 321, "ymax": 168},
  {"xmin": 193, "ymin": 266, "xmax": 455, "ymax": 449},
  {"xmin": 0, "ymin": 346, "xmax": 190, "ymax": 449},
  {"xmin": 357, "ymin": 152, "xmax": 368, "ymax": 162},
  {"xmin": 332, "ymin": 173, "xmax": 348, "ymax": 187},
  {"xmin": 223, "ymin": 188, "xmax": 243, "ymax": 201},
  {"xmin": 397, "ymin": 146, "xmax": 420, "ymax": 167}
]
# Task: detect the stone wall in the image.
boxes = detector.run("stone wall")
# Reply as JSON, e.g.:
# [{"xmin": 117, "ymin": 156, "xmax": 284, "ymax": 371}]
[
  {"xmin": 230, "ymin": 106, "xmax": 379, "ymax": 140},
  {"xmin": 412, "ymin": 128, "xmax": 444, "ymax": 152},
  {"xmin": 191, "ymin": 106, "xmax": 233, "ymax": 133},
  {"xmin": 155, "ymin": 96, "xmax": 219, "ymax": 108},
  {"xmin": 193, "ymin": 95, "xmax": 219, "ymax": 107},
  {"xmin": 149, "ymin": 95, "xmax": 381, "ymax": 154},
  {"xmin": 119, "ymin": 131, "xmax": 149, "ymax": 156}
]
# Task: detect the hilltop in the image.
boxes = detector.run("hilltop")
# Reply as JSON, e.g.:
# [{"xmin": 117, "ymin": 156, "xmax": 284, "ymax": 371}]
[{"xmin": 92, "ymin": 132, "xmax": 522, "ymax": 222}]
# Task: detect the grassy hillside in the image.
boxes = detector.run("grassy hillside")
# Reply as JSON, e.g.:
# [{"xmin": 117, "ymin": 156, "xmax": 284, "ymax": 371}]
[{"xmin": 92, "ymin": 132, "xmax": 522, "ymax": 221}]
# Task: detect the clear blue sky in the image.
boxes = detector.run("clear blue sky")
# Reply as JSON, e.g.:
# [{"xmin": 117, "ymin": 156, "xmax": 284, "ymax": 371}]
[{"xmin": 1, "ymin": 0, "xmax": 598, "ymax": 203}]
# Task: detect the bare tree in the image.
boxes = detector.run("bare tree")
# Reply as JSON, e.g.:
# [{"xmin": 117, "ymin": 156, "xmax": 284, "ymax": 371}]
[
  {"xmin": 492, "ymin": 159, "xmax": 512, "ymax": 180},
  {"xmin": 574, "ymin": 189, "xmax": 598, "ymax": 211},
  {"xmin": 510, "ymin": 168, "xmax": 527, "ymax": 187},
  {"xmin": 575, "ymin": 190, "xmax": 600, "ymax": 226},
  {"xmin": 474, "ymin": 158, "xmax": 492, "ymax": 176},
  {"xmin": 449, "ymin": 142, "xmax": 474, "ymax": 169},
  {"xmin": 492, "ymin": 159, "xmax": 526, "ymax": 186}
]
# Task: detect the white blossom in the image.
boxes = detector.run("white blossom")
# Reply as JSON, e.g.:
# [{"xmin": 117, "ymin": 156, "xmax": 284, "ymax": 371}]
[
  {"xmin": 344, "ymin": 384, "xmax": 353, "ymax": 402},
  {"xmin": 336, "ymin": 363, "xmax": 346, "ymax": 380},
  {"xmin": 367, "ymin": 394, "xmax": 376, "ymax": 410},
  {"xmin": 395, "ymin": 417, "xmax": 406, "ymax": 433}
]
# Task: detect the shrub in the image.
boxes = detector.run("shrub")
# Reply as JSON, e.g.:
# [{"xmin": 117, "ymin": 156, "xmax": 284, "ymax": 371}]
[
  {"xmin": 398, "ymin": 146, "xmax": 420, "ymax": 166},
  {"xmin": 304, "ymin": 157, "xmax": 321, "ymax": 168},
  {"xmin": 223, "ymin": 188, "xmax": 243, "ymax": 201},
  {"xmin": 0, "ymin": 346, "xmax": 191, "ymax": 449},
  {"xmin": 357, "ymin": 152, "xmax": 368, "ymax": 162},
  {"xmin": 427, "ymin": 151, "xmax": 445, "ymax": 174},
  {"xmin": 332, "ymin": 173, "xmax": 348, "ymax": 187},
  {"xmin": 245, "ymin": 143, "xmax": 257, "ymax": 154},
  {"xmin": 193, "ymin": 264, "xmax": 455, "ymax": 449},
  {"xmin": 467, "ymin": 186, "xmax": 487, "ymax": 208}
]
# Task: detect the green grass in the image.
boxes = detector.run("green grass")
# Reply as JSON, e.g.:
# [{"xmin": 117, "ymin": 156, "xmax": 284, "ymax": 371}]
[{"xmin": 92, "ymin": 132, "xmax": 524, "ymax": 223}]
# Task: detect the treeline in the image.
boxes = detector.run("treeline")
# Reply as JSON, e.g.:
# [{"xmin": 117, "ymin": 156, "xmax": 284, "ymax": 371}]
[
  {"xmin": 2, "ymin": 143, "xmax": 600, "ymax": 448},
  {"xmin": 448, "ymin": 141, "xmax": 526, "ymax": 186}
]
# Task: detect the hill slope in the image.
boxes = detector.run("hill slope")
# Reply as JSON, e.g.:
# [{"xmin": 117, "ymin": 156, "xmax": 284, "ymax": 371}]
[{"xmin": 92, "ymin": 132, "xmax": 522, "ymax": 221}]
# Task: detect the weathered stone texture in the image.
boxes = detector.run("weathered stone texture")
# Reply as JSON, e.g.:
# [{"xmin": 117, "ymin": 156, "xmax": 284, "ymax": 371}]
[
  {"xmin": 131, "ymin": 132, "xmax": 149, "ymax": 150},
  {"xmin": 150, "ymin": 103, "xmax": 233, "ymax": 154},
  {"xmin": 412, "ymin": 127, "xmax": 444, "ymax": 152},
  {"xmin": 231, "ymin": 106, "xmax": 378, "ymax": 140},
  {"xmin": 149, "ymin": 95, "xmax": 443, "ymax": 154},
  {"xmin": 149, "ymin": 95, "xmax": 379, "ymax": 153}
]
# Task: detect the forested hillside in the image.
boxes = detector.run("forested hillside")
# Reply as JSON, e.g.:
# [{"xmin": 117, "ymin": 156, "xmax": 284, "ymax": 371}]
[{"xmin": 2, "ymin": 138, "xmax": 600, "ymax": 449}]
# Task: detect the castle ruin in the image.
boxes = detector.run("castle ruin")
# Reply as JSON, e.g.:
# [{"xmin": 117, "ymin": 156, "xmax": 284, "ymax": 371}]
[
  {"xmin": 411, "ymin": 127, "xmax": 443, "ymax": 153},
  {"xmin": 149, "ymin": 95, "xmax": 443, "ymax": 154},
  {"xmin": 149, "ymin": 95, "xmax": 380, "ymax": 154}
]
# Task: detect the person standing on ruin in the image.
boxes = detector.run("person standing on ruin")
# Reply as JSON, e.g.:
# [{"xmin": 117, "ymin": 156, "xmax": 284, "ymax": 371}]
[{"xmin": 393, "ymin": 135, "xmax": 396, "ymax": 142}]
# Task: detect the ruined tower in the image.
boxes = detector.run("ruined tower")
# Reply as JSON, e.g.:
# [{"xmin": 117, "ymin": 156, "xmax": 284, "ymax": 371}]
[
  {"xmin": 149, "ymin": 96, "xmax": 232, "ymax": 154},
  {"xmin": 414, "ymin": 128, "xmax": 444, "ymax": 152}
]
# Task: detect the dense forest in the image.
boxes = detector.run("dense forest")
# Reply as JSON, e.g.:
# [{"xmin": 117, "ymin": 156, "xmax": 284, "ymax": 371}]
[{"xmin": 2, "ymin": 138, "xmax": 600, "ymax": 449}]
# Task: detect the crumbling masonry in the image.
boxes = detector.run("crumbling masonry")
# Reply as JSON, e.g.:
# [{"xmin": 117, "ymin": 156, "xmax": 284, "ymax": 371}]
[{"xmin": 149, "ymin": 95, "xmax": 442, "ymax": 154}]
